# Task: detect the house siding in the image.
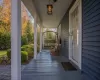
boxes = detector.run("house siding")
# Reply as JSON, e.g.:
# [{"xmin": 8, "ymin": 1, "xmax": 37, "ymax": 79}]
[
  {"xmin": 60, "ymin": 0, "xmax": 76, "ymax": 57},
  {"xmin": 82, "ymin": 0, "xmax": 100, "ymax": 80},
  {"xmin": 60, "ymin": 13, "xmax": 69, "ymax": 57}
]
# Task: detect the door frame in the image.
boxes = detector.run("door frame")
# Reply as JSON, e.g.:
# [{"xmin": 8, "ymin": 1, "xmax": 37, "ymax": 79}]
[{"xmin": 69, "ymin": 0, "xmax": 82, "ymax": 69}]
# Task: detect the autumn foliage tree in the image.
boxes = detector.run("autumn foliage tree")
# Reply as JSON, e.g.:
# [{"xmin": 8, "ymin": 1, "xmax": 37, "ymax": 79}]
[
  {"xmin": 0, "ymin": 0, "xmax": 11, "ymax": 33},
  {"xmin": 0, "ymin": 0, "xmax": 34, "ymax": 50}
]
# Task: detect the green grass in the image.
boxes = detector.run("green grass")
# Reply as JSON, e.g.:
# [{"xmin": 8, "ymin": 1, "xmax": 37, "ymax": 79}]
[{"xmin": 0, "ymin": 51, "xmax": 7, "ymax": 57}]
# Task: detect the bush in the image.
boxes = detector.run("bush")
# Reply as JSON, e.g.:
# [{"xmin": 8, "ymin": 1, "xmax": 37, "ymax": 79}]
[
  {"xmin": 27, "ymin": 47, "xmax": 34, "ymax": 58},
  {"xmin": 21, "ymin": 47, "xmax": 26, "ymax": 51},
  {"xmin": 7, "ymin": 49, "xmax": 11, "ymax": 59},
  {"xmin": 7, "ymin": 49, "xmax": 28, "ymax": 63},
  {"xmin": 22, "ymin": 44, "xmax": 34, "ymax": 58},
  {"xmin": 21, "ymin": 35, "xmax": 28, "ymax": 46},
  {"xmin": 0, "ymin": 32, "xmax": 11, "ymax": 50},
  {"xmin": 21, "ymin": 51, "xmax": 28, "ymax": 63},
  {"xmin": 7, "ymin": 44, "xmax": 34, "ymax": 62},
  {"xmin": 29, "ymin": 44, "xmax": 34, "ymax": 48},
  {"xmin": 22, "ymin": 45, "xmax": 30, "ymax": 48}
]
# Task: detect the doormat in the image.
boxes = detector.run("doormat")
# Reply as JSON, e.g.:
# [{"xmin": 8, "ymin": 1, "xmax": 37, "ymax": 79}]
[{"xmin": 61, "ymin": 62, "xmax": 77, "ymax": 71}]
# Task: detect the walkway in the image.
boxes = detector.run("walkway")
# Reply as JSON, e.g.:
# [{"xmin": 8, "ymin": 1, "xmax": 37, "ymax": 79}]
[{"xmin": 22, "ymin": 50, "xmax": 81, "ymax": 80}]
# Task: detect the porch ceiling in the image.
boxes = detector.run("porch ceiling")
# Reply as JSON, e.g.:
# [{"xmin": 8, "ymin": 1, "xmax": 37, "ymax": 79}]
[
  {"xmin": 22, "ymin": 0, "xmax": 41, "ymax": 24},
  {"xmin": 33, "ymin": 0, "xmax": 73, "ymax": 28}
]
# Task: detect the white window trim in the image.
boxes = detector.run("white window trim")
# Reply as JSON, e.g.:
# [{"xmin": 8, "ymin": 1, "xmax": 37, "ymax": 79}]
[{"xmin": 69, "ymin": 0, "xmax": 82, "ymax": 69}]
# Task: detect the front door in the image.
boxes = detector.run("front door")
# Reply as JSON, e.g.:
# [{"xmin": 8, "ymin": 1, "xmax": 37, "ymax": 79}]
[
  {"xmin": 72, "ymin": 6, "xmax": 79, "ymax": 63},
  {"xmin": 69, "ymin": 0, "xmax": 82, "ymax": 69}
]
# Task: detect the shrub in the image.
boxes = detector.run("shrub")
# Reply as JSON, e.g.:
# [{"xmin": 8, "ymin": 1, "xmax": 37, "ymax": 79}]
[
  {"xmin": 0, "ymin": 32, "xmax": 11, "ymax": 50},
  {"xmin": 22, "ymin": 44, "xmax": 34, "ymax": 58},
  {"xmin": 22, "ymin": 45, "xmax": 30, "ymax": 48},
  {"xmin": 21, "ymin": 51, "xmax": 28, "ymax": 63},
  {"xmin": 7, "ymin": 49, "xmax": 11, "ymax": 59},
  {"xmin": 29, "ymin": 44, "xmax": 34, "ymax": 48},
  {"xmin": 7, "ymin": 49, "xmax": 28, "ymax": 63},
  {"xmin": 7, "ymin": 44, "xmax": 34, "ymax": 61},
  {"xmin": 21, "ymin": 35, "xmax": 28, "ymax": 46},
  {"xmin": 21, "ymin": 47, "xmax": 26, "ymax": 51}
]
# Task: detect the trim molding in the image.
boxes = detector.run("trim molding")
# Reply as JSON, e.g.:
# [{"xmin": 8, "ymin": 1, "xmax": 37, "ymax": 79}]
[{"xmin": 69, "ymin": 0, "xmax": 82, "ymax": 69}]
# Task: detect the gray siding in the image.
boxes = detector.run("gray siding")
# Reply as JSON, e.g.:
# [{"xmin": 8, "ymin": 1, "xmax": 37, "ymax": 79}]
[
  {"xmin": 60, "ymin": 13, "xmax": 69, "ymax": 57},
  {"xmin": 60, "ymin": 0, "xmax": 75, "ymax": 57},
  {"xmin": 82, "ymin": 0, "xmax": 100, "ymax": 80},
  {"xmin": 60, "ymin": 0, "xmax": 100, "ymax": 79}
]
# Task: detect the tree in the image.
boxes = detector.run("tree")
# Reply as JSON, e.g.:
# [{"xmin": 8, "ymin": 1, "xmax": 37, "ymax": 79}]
[
  {"xmin": 25, "ymin": 20, "xmax": 33, "ymax": 43},
  {"xmin": 0, "ymin": 0, "xmax": 11, "ymax": 33}
]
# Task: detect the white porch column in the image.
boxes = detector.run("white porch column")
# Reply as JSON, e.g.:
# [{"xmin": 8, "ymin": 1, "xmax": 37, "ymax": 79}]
[
  {"xmin": 11, "ymin": 0, "xmax": 21, "ymax": 80},
  {"xmin": 40, "ymin": 26, "xmax": 43, "ymax": 52},
  {"xmin": 34, "ymin": 15, "xmax": 37, "ymax": 59}
]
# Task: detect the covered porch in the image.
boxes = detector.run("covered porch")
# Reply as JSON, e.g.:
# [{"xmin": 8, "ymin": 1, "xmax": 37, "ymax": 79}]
[
  {"xmin": 0, "ymin": 0, "xmax": 100, "ymax": 80},
  {"xmin": 9, "ymin": 0, "xmax": 80, "ymax": 79}
]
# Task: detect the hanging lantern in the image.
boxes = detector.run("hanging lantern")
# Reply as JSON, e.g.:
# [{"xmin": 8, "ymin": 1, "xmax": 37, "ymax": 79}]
[
  {"xmin": 53, "ymin": 0, "xmax": 57, "ymax": 3},
  {"xmin": 47, "ymin": 4, "xmax": 53, "ymax": 15}
]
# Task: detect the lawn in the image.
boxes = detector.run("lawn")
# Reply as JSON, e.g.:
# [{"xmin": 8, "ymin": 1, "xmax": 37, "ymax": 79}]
[{"xmin": 0, "ymin": 51, "xmax": 7, "ymax": 57}]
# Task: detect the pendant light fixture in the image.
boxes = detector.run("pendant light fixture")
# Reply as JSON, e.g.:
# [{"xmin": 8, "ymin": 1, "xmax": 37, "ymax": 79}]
[
  {"xmin": 47, "ymin": 0, "xmax": 58, "ymax": 15},
  {"xmin": 47, "ymin": 0, "xmax": 53, "ymax": 15}
]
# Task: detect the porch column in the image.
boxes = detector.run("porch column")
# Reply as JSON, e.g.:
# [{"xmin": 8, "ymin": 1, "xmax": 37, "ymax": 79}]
[
  {"xmin": 34, "ymin": 15, "xmax": 37, "ymax": 59},
  {"xmin": 11, "ymin": 0, "xmax": 21, "ymax": 80},
  {"xmin": 40, "ymin": 26, "xmax": 43, "ymax": 52}
]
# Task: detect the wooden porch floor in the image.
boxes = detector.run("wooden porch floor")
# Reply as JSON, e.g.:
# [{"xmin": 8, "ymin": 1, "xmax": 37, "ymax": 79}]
[{"xmin": 21, "ymin": 50, "xmax": 81, "ymax": 80}]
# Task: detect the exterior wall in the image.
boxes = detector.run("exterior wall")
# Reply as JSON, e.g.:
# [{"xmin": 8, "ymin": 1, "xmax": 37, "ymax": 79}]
[
  {"xmin": 60, "ymin": 0, "xmax": 100, "ymax": 80},
  {"xmin": 60, "ymin": 0, "xmax": 75, "ymax": 57},
  {"xmin": 82, "ymin": 0, "xmax": 100, "ymax": 80},
  {"xmin": 60, "ymin": 13, "xmax": 69, "ymax": 57}
]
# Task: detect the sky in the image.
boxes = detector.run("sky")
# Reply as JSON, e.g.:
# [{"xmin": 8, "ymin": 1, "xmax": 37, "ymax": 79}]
[
  {"xmin": 0, "ymin": 0, "xmax": 3, "ymax": 5},
  {"xmin": 0, "ymin": 0, "xmax": 3, "ymax": 3}
]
